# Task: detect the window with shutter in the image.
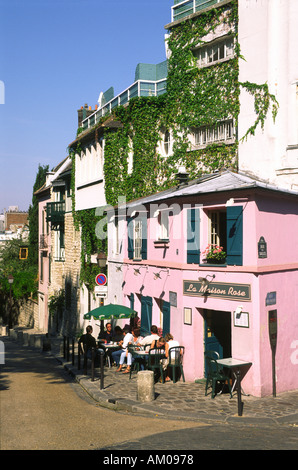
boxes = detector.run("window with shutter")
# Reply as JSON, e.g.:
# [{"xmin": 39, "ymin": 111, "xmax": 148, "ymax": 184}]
[
  {"xmin": 187, "ymin": 208, "xmax": 200, "ymax": 264},
  {"xmin": 226, "ymin": 206, "xmax": 243, "ymax": 266},
  {"xmin": 127, "ymin": 214, "xmax": 147, "ymax": 260}
]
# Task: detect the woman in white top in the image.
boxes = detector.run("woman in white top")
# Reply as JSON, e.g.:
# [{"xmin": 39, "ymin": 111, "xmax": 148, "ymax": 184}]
[
  {"xmin": 116, "ymin": 326, "xmax": 133, "ymax": 373},
  {"xmin": 164, "ymin": 333, "xmax": 180, "ymax": 382}
]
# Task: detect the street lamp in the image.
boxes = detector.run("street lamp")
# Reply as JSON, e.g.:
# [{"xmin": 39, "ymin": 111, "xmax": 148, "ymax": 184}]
[
  {"xmin": 8, "ymin": 274, "xmax": 14, "ymax": 331},
  {"xmin": 96, "ymin": 251, "xmax": 107, "ymax": 268}
]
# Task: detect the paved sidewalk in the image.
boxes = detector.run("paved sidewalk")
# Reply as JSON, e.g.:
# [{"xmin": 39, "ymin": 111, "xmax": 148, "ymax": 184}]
[
  {"xmin": 50, "ymin": 336, "xmax": 298, "ymax": 426},
  {"xmin": 4, "ymin": 330, "xmax": 298, "ymax": 426}
]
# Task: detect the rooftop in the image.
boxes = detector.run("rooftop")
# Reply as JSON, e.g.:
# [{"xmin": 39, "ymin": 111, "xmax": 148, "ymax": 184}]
[
  {"xmin": 123, "ymin": 170, "xmax": 298, "ymax": 209},
  {"xmin": 81, "ymin": 61, "xmax": 167, "ymax": 132}
]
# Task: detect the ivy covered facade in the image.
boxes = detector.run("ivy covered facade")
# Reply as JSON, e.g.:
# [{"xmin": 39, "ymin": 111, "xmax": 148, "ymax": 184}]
[{"xmin": 68, "ymin": 0, "xmax": 280, "ymax": 291}]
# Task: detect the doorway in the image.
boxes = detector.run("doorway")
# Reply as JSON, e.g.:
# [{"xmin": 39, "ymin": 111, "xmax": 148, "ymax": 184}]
[{"xmin": 204, "ymin": 309, "xmax": 231, "ymax": 376}]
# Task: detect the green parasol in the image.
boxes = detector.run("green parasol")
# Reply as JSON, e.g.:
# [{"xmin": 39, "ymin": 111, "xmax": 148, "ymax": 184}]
[{"xmin": 83, "ymin": 303, "xmax": 137, "ymax": 321}]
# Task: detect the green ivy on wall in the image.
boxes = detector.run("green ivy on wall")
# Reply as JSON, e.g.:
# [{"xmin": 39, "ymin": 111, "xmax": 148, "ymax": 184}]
[{"xmin": 70, "ymin": 0, "xmax": 278, "ymax": 288}]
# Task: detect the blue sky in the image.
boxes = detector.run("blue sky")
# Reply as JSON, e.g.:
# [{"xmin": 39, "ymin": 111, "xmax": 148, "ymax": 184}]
[{"xmin": 0, "ymin": 0, "xmax": 173, "ymax": 212}]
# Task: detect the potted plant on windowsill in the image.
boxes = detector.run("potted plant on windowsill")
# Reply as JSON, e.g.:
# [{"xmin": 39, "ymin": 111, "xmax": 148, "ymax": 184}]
[{"xmin": 202, "ymin": 244, "xmax": 226, "ymax": 265}]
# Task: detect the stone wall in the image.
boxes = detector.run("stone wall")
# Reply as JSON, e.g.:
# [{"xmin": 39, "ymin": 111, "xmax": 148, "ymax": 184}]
[
  {"xmin": 62, "ymin": 211, "xmax": 81, "ymax": 337},
  {"xmin": 18, "ymin": 298, "xmax": 39, "ymax": 330}
]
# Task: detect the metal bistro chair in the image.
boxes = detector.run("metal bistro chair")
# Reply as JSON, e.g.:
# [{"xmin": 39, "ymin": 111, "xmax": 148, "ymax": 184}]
[
  {"xmin": 148, "ymin": 347, "xmax": 165, "ymax": 383},
  {"xmin": 204, "ymin": 350, "xmax": 232, "ymax": 399},
  {"xmin": 168, "ymin": 346, "xmax": 185, "ymax": 383},
  {"xmin": 128, "ymin": 344, "xmax": 146, "ymax": 379}
]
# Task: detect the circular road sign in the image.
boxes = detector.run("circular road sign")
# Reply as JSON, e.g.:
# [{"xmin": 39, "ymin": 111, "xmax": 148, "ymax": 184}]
[{"xmin": 95, "ymin": 273, "xmax": 107, "ymax": 286}]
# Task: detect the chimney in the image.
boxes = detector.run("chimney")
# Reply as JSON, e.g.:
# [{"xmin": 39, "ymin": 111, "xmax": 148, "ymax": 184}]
[
  {"xmin": 77, "ymin": 103, "xmax": 94, "ymax": 127},
  {"xmin": 176, "ymin": 166, "xmax": 189, "ymax": 187}
]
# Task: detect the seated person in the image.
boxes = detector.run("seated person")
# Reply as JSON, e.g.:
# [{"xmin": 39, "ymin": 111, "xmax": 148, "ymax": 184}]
[
  {"xmin": 131, "ymin": 327, "xmax": 143, "ymax": 346},
  {"xmin": 112, "ymin": 326, "xmax": 124, "ymax": 343},
  {"xmin": 150, "ymin": 336, "xmax": 167, "ymax": 353},
  {"xmin": 139, "ymin": 325, "xmax": 159, "ymax": 351},
  {"xmin": 164, "ymin": 333, "xmax": 180, "ymax": 382},
  {"xmin": 112, "ymin": 326, "xmax": 133, "ymax": 373},
  {"xmin": 78, "ymin": 325, "xmax": 103, "ymax": 366},
  {"xmin": 98, "ymin": 322, "xmax": 113, "ymax": 344}
]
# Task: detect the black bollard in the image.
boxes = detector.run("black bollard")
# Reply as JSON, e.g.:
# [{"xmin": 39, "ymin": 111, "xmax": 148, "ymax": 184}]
[
  {"xmin": 83, "ymin": 350, "xmax": 87, "ymax": 375},
  {"xmin": 72, "ymin": 338, "xmax": 75, "ymax": 365},
  {"xmin": 78, "ymin": 344, "xmax": 81, "ymax": 370},
  {"xmin": 91, "ymin": 348, "xmax": 95, "ymax": 382},
  {"xmin": 63, "ymin": 336, "xmax": 66, "ymax": 358},
  {"xmin": 66, "ymin": 337, "xmax": 70, "ymax": 362},
  {"xmin": 100, "ymin": 350, "xmax": 104, "ymax": 390}
]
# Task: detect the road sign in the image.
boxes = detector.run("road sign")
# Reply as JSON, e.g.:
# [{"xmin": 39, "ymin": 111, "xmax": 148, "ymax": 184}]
[{"xmin": 95, "ymin": 273, "xmax": 107, "ymax": 286}]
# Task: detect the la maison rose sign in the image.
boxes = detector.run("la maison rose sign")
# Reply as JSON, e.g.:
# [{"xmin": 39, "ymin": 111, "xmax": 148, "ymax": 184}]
[{"xmin": 183, "ymin": 280, "xmax": 251, "ymax": 301}]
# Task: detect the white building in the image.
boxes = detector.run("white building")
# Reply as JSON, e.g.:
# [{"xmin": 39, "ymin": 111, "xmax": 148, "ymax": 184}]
[{"xmin": 237, "ymin": 0, "xmax": 298, "ymax": 190}]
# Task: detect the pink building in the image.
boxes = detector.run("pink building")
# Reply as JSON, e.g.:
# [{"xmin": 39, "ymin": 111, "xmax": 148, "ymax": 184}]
[
  {"xmin": 108, "ymin": 171, "xmax": 298, "ymax": 397},
  {"xmin": 35, "ymin": 182, "xmax": 52, "ymax": 332}
]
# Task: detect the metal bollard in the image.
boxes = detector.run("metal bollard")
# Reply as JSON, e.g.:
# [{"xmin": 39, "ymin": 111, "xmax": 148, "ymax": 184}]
[
  {"xmin": 66, "ymin": 337, "xmax": 70, "ymax": 362},
  {"xmin": 78, "ymin": 344, "xmax": 81, "ymax": 370},
  {"xmin": 91, "ymin": 348, "xmax": 95, "ymax": 382},
  {"xmin": 100, "ymin": 350, "xmax": 104, "ymax": 390},
  {"xmin": 72, "ymin": 339, "xmax": 75, "ymax": 365},
  {"xmin": 63, "ymin": 336, "xmax": 67, "ymax": 358},
  {"xmin": 83, "ymin": 350, "xmax": 87, "ymax": 375}
]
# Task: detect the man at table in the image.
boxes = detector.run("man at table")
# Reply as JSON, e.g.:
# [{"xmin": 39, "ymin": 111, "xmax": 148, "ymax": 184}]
[
  {"xmin": 78, "ymin": 325, "xmax": 103, "ymax": 366},
  {"xmin": 98, "ymin": 322, "xmax": 113, "ymax": 344},
  {"xmin": 139, "ymin": 325, "xmax": 159, "ymax": 351}
]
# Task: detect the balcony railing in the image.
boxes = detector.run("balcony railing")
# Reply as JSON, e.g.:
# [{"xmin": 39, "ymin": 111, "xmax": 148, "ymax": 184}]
[
  {"xmin": 82, "ymin": 78, "xmax": 167, "ymax": 131},
  {"xmin": 46, "ymin": 202, "xmax": 65, "ymax": 225},
  {"xmin": 172, "ymin": 0, "xmax": 225, "ymax": 22}
]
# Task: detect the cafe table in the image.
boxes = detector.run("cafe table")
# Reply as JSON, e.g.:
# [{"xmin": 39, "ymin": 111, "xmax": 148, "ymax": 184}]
[
  {"xmin": 98, "ymin": 342, "xmax": 120, "ymax": 367},
  {"xmin": 216, "ymin": 357, "xmax": 252, "ymax": 416},
  {"xmin": 132, "ymin": 349, "xmax": 149, "ymax": 370}
]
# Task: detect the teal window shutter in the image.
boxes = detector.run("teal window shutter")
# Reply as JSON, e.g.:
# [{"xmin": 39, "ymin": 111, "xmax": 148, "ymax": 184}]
[
  {"xmin": 162, "ymin": 300, "xmax": 171, "ymax": 336},
  {"xmin": 141, "ymin": 214, "xmax": 147, "ymax": 260},
  {"xmin": 127, "ymin": 217, "xmax": 134, "ymax": 259},
  {"xmin": 129, "ymin": 293, "xmax": 134, "ymax": 311},
  {"xmin": 140, "ymin": 296, "xmax": 152, "ymax": 337},
  {"xmin": 226, "ymin": 206, "xmax": 243, "ymax": 266},
  {"xmin": 187, "ymin": 207, "xmax": 200, "ymax": 264}
]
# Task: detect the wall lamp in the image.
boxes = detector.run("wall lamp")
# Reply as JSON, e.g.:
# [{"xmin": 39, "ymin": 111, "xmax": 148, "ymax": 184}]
[
  {"xmin": 198, "ymin": 274, "xmax": 215, "ymax": 287},
  {"xmin": 134, "ymin": 266, "xmax": 148, "ymax": 276},
  {"xmin": 116, "ymin": 263, "xmax": 129, "ymax": 272},
  {"xmin": 153, "ymin": 268, "xmax": 169, "ymax": 280}
]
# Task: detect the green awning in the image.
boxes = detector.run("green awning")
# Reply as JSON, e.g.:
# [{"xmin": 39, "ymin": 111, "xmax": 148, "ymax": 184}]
[{"xmin": 83, "ymin": 303, "xmax": 137, "ymax": 321}]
